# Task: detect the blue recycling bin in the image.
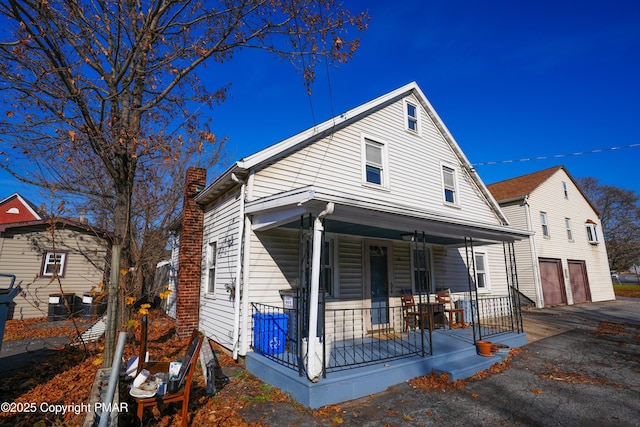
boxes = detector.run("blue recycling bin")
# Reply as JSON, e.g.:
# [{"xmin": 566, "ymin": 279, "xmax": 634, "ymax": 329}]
[
  {"xmin": 0, "ymin": 274, "xmax": 21, "ymax": 352},
  {"xmin": 252, "ymin": 312, "xmax": 288, "ymax": 354}
]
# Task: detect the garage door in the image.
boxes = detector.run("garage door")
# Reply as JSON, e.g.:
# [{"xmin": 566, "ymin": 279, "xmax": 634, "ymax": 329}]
[
  {"xmin": 539, "ymin": 258, "xmax": 567, "ymax": 306},
  {"xmin": 568, "ymin": 260, "xmax": 591, "ymax": 304}
]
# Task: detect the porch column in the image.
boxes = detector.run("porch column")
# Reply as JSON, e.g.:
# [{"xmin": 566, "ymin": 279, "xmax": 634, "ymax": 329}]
[{"xmin": 306, "ymin": 202, "xmax": 334, "ymax": 382}]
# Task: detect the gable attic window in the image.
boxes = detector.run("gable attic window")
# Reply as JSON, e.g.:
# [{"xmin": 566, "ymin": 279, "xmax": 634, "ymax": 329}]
[
  {"xmin": 441, "ymin": 165, "xmax": 458, "ymax": 205},
  {"xmin": 405, "ymin": 99, "xmax": 419, "ymax": 133},
  {"xmin": 562, "ymin": 181, "xmax": 569, "ymax": 199},
  {"xmin": 362, "ymin": 136, "xmax": 388, "ymax": 187},
  {"xmin": 585, "ymin": 220, "xmax": 599, "ymax": 244},
  {"xmin": 6, "ymin": 207, "xmax": 19, "ymax": 214},
  {"xmin": 42, "ymin": 251, "xmax": 67, "ymax": 277}
]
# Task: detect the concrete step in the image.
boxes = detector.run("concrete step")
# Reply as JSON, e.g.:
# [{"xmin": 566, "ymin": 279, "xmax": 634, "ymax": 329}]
[{"xmin": 431, "ymin": 351, "xmax": 504, "ymax": 380}]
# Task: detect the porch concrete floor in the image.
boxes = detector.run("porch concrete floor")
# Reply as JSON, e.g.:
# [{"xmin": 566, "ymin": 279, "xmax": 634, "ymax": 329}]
[{"xmin": 246, "ymin": 328, "xmax": 527, "ymax": 408}]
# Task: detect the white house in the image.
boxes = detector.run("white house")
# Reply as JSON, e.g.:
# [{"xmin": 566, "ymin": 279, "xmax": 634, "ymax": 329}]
[
  {"xmin": 487, "ymin": 166, "xmax": 615, "ymax": 308},
  {"xmin": 171, "ymin": 82, "xmax": 531, "ymax": 407}
]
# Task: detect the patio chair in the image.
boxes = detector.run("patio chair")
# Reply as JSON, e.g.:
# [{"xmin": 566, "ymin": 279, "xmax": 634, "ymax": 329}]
[
  {"xmin": 401, "ymin": 291, "xmax": 432, "ymax": 331},
  {"xmin": 134, "ymin": 324, "xmax": 204, "ymax": 427},
  {"xmin": 436, "ymin": 289, "xmax": 465, "ymax": 329}
]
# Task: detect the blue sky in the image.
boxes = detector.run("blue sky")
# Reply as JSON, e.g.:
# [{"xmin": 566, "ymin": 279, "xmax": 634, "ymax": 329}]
[
  {"xmin": 203, "ymin": 0, "xmax": 640, "ymax": 194},
  {"xmin": 3, "ymin": 0, "xmax": 640, "ymax": 204}
]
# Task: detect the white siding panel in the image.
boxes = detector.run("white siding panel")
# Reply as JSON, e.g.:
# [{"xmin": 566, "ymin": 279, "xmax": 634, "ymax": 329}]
[
  {"xmin": 251, "ymin": 95, "xmax": 502, "ymax": 226},
  {"xmin": 199, "ymin": 190, "xmax": 242, "ymax": 350}
]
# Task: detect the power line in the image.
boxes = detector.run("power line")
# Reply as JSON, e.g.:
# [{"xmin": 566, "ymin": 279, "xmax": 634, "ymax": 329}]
[{"xmin": 472, "ymin": 143, "xmax": 640, "ymax": 167}]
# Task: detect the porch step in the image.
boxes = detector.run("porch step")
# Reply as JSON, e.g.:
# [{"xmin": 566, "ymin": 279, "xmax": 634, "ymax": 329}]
[
  {"xmin": 431, "ymin": 352, "xmax": 502, "ymax": 381},
  {"xmin": 430, "ymin": 333, "xmax": 528, "ymax": 381}
]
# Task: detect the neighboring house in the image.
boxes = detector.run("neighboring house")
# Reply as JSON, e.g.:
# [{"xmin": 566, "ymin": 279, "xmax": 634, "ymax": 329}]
[
  {"xmin": 0, "ymin": 193, "xmax": 43, "ymax": 224},
  {"xmin": 487, "ymin": 166, "xmax": 615, "ymax": 308},
  {"xmin": 170, "ymin": 82, "xmax": 531, "ymax": 407},
  {"xmin": 0, "ymin": 209, "xmax": 110, "ymax": 319}
]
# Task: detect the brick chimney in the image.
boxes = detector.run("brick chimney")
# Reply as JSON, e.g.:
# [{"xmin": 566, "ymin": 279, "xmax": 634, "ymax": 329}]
[{"xmin": 176, "ymin": 167, "xmax": 206, "ymax": 338}]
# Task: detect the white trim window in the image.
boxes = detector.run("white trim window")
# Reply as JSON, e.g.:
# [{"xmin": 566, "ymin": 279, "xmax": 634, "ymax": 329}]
[
  {"xmin": 362, "ymin": 135, "xmax": 388, "ymax": 188},
  {"xmin": 540, "ymin": 212, "xmax": 550, "ymax": 237},
  {"xmin": 562, "ymin": 181, "xmax": 569, "ymax": 199},
  {"xmin": 441, "ymin": 164, "xmax": 458, "ymax": 205},
  {"xmin": 586, "ymin": 221, "xmax": 599, "ymax": 244},
  {"xmin": 404, "ymin": 99, "xmax": 420, "ymax": 133},
  {"xmin": 474, "ymin": 252, "xmax": 490, "ymax": 291},
  {"xmin": 206, "ymin": 241, "xmax": 217, "ymax": 294},
  {"xmin": 565, "ymin": 218, "xmax": 573, "ymax": 241},
  {"xmin": 321, "ymin": 237, "xmax": 338, "ymax": 297},
  {"xmin": 412, "ymin": 247, "xmax": 432, "ymax": 293},
  {"xmin": 42, "ymin": 251, "xmax": 67, "ymax": 277}
]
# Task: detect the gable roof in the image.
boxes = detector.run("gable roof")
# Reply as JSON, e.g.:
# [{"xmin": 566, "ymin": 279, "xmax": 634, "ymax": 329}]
[
  {"xmin": 196, "ymin": 82, "xmax": 509, "ymax": 224},
  {"xmin": 486, "ymin": 165, "xmax": 600, "ymax": 216},
  {"xmin": 486, "ymin": 166, "xmax": 562, "ymax": 202},
  {"xmin": 0, "ymin": 193, "xmax": 43, "ymax": 223},
  {"xmin": 0, "ymin": 217, "xmax": 112, "ymax": 240}
]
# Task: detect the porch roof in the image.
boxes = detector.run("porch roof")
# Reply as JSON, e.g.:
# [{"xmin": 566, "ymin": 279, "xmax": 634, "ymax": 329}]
[{"xmin": 245, "ymin": 186, "xmax": 531, "ymax": 246}]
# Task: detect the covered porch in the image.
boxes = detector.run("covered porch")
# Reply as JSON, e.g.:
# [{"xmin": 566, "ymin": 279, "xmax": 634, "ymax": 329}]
[
  {"xmin": 243, "ymin": 186, "xmax": 530, "ymax": 406},
  {"xmin": 247, "ymin": 300, "xmax": 527, "ymax": 408}
]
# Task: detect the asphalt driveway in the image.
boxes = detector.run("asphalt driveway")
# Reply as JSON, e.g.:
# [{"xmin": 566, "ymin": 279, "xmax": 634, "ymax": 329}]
[{"xmin": 239, "ymin": 298, "xmax": 640, "ymax": 426}]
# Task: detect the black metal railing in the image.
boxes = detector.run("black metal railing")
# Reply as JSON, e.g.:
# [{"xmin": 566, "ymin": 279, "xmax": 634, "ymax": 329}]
[
  {"xmin": 251, "ymin": 302, "xmax": 433, "ymax": 374},
  {"xmin": 251, "ymin": 295, "xmax": 521, "ymax": 375},
  {"xmin": 467, "ymin": 294, "xmax": 523, "ymax": 339}
]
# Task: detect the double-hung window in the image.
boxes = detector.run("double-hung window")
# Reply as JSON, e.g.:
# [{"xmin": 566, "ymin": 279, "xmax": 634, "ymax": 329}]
[
  {"xmin": 42, "ymin": 251, "xmax": 67, "ymax": 277},
  {"xmin": 405, "ymin": 100, "xmax": 419, "ymax": 133},
  {"xmin": 321, "ymin": 238, "xmax": 338, "ymax": 297},
  {"xmin": 540, "ymin": 212, "xmax": 550, "ymax": 237},
  {"xmin": 562, "ymin": 181, "xmax": 569, "ymax": 199},
  {"xmin": 362, "ymin": 136, "xmax": 388, "ymax": 188},
  {"xmin": 475, "ymin": 252, "xmax": 489, "ymax": 291},
  {"xmin": 442, "ymin": 165, "xmax": 458, "ymax": 204},
  {"xmin": 565, "ymin": 218, "xmax": 573, "ymax": 241},
  {"xmin": 206, "ymin": 241, "xmax": 217, "ymax": 293}
]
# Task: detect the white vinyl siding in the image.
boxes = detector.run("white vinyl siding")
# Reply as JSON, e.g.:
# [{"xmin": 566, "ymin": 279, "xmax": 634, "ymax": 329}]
[
  {"xmin": 250, "ymin": 94, "xmax": 502, "ymax": 225},
  {"xmin": 198, "ymin": 189, "xmax": 242, "ymax": 349}
]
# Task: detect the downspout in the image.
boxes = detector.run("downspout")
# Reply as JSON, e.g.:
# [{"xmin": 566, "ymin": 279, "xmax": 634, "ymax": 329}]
[
  {"xmin": 239, "ymin": 171, "xmax": 255, "ymax": 356},
  {"xmin": 306, "ymin": 202, "xmax": 334, "ymax": 382},
  {"xmin": 231, "ymin": 173, "xmax": 245, "ymax": 359},
  {"xmin": 524, "ymin": 196, "xmax": 543, "ymax": 307}
]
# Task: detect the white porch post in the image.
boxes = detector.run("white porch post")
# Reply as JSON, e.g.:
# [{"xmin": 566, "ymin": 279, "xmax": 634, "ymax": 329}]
[{"xmin": 306, "ymin": 202, "xmax": 334, "ymax": 382}]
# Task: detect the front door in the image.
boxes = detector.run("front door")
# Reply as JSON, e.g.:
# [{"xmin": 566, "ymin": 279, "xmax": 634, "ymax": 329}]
[{"xmin": 365, "ymin": 242, "xmax": 392, "ymax": 330}]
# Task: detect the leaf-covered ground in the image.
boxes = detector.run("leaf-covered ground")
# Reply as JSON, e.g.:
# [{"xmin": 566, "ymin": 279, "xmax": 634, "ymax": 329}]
[{"xmin": 0, "ymin": 311, "xmax": 526, "ymax": 426}]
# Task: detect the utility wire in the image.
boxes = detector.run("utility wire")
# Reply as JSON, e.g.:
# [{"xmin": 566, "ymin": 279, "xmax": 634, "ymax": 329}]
[{"xmin": 472, "ymin": 143, "xmax": 640, "ymax": 167}]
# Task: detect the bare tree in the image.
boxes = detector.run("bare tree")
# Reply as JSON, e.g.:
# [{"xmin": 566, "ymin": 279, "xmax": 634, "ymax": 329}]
[
  {"xmin": 577, "ymin": 177, "xmax": 640, "ymax": 270},
  {"xmin": 0, "ymin": 0, "xmax": 368, "ymax": 365}
]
